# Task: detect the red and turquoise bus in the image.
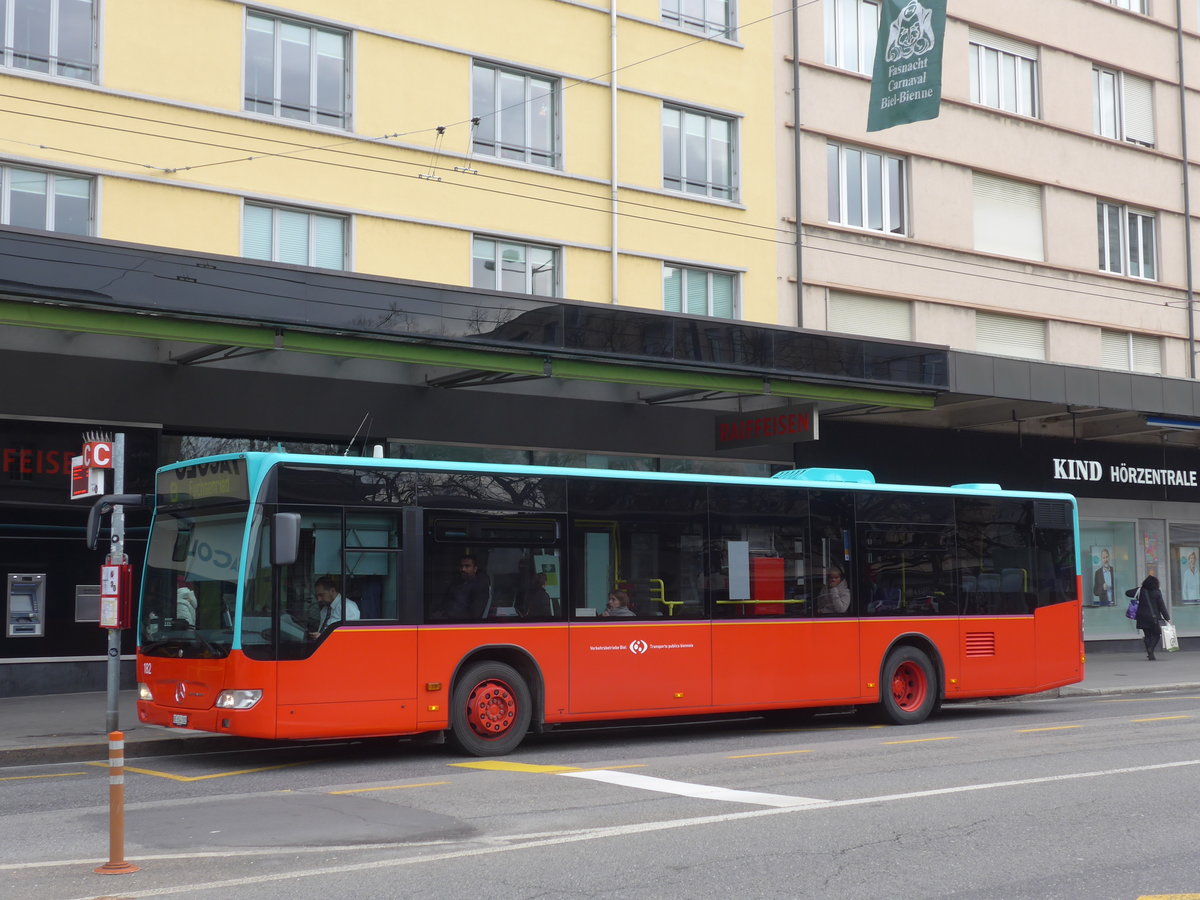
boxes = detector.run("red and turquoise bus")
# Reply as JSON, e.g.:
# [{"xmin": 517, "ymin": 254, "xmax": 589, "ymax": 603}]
[{"xmin": 131, "ymin": 452, "xmax": 1083, "ymax": 755}]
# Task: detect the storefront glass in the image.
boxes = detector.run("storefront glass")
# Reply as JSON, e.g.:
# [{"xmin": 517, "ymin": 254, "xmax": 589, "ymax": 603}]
[
  {"xmin": 1080, "ymin": 520, "xmax": 1139, "ymax": 639},
  {"xmin": 1167, "ymin": 523, "xmax": 1200, "ymax": 635}
]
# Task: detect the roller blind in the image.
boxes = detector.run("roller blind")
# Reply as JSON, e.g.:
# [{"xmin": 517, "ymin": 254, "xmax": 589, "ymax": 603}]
[
  {"xmin": 973, "ymin": 173, "xmax": 1044, "ymax": 261},
  {"xmin": 1122, "ymin": 73, "xmax": 1154, "ymax": 146},
  {"xmin": 976, "ymin": 311, "xmax": 1045, "ymax": 360},
  {"xmin": 968, "ymin": 28, "xmax": 1037, "ymax": 59},
  {"xmin": 828, "ymin": 292, "xmax": 912, "ymax": 340}
]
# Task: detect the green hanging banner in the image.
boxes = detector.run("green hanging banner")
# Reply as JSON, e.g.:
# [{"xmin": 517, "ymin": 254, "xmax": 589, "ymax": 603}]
[{"xmin": 866, "ymin": 0, "xmax": 947, "ymax": 132}]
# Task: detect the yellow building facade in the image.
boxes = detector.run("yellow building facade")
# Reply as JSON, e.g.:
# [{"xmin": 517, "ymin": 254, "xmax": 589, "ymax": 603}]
[{"xmin": 1, "ymin": 0, "xmax": 783, "ymax": 323}]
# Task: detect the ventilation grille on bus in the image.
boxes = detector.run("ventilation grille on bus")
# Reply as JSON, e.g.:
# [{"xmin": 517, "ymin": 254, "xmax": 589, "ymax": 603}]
[
  {"xmin": 964, "ymin": 632, "xmax": 997, "ymax": 657},
  {"xmin": 1034, "ymin": 500, "xmax": 1072, "ymax": 529}
]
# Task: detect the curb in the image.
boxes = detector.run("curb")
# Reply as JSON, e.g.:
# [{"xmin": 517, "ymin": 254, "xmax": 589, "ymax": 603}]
[
  {"xmin": 5, "ymin": 683, "xmax": 1200, "ymax": 766},
  {"xmin": 0, "ymin": 734, "xmax": 267, "ymax": 767}
]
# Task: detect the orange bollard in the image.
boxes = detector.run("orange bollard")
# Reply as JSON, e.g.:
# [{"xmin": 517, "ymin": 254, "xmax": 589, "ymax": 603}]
[{"xmin": 94, "ymin": 731, "xmax": 140, "ymax": 875}]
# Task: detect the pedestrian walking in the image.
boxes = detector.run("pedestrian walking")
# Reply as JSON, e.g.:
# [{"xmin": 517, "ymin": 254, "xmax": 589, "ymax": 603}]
[{"xmin": 1127, "ymin": 575, "xmax": 1171, "ymax": 660}]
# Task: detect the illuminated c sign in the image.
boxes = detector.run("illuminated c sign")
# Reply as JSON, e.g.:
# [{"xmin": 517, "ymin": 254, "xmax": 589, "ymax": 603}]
[{"xmin": 83, "ymin": 441, "xmax": 113, "ymax": 469}]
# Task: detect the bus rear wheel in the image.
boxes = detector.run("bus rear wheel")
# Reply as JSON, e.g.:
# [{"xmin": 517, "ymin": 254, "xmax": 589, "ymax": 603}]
[
  {"xmin": 448, "ymin": 661, "xmax": 532, "ymax": 756},
  {"xmin": 877, "ymin": 646, "xmax": 937, "ymax": 725}
]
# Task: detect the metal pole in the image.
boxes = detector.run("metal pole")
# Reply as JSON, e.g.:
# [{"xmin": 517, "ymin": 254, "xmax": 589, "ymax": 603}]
[
  {"xmin": 1176, "ymin": 0, "xmax": 1196, "ymax": 378},
  {"xmin": 105, "ymin": 434, "xmax": 125, "ymax": 734},
  {"xmin": 792, "ymin": 0, "xmax": 804, "ymax": 327}
]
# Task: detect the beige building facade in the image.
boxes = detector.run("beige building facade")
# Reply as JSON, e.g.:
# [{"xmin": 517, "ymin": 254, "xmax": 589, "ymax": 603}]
[{"xmin": 785, "ymin": 0, "xmax": 1199, "ymax": 378}]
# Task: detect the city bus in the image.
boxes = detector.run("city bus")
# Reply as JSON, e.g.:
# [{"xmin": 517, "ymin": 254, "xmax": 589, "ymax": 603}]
[{"xmin": 130, "ymin": 452, "xmax": 1083, "ymax": 755}]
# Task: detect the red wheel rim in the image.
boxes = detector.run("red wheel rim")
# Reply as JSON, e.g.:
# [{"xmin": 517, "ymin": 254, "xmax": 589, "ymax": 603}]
[
  {"xmin": 891, "ymin": 661, "xmax": 927, "ymax": 712},
  {"xmin": 465, "ymin": 678, "xmax": 518, "ymax": 740}
]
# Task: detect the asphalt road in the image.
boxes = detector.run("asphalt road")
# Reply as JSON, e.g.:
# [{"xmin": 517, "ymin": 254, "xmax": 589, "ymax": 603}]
[{"xmin": 2, "ymin": 691, "xmax": 1199, "ymax": 899}]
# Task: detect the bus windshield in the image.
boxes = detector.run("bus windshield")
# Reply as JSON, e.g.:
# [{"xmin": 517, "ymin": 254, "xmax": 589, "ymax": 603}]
[{"xmin": 139, "ymin": 507, "xmax": 246, "ymax": 658}]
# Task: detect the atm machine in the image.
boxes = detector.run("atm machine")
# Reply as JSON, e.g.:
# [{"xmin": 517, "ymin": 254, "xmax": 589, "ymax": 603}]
[{"xmin": 7, "ymin": 573, "xmax": 46, "ymax": 638}]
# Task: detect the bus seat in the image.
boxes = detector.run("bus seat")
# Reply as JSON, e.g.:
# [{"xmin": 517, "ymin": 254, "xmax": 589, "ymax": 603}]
[
  {"xmin": 1001, "ymin": 568, "xmax": 1027, "ymax": 592},
  {"xmin": 352, "ymin": 578, "xmax": 382, "ymax": 619},
  {"xmin": 976, "ymin": 573, "xmax": 1001, "ymax": 593}
]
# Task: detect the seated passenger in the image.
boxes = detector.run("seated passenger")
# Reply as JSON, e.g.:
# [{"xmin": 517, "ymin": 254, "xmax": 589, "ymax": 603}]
[
  {"xmin": 522, "ymin": 572, "xmax": 554, "ymax": 618},
  {"xmin": 440, "ymin": 555, "xmax": 491, "ymax": 619},
  {"xmin": 816, "ymin": 568, "xmax": 851, "ymax": 615},
  {"xmin": 601, "ymin": 589, "xmax": 636, "ymax": 617}
]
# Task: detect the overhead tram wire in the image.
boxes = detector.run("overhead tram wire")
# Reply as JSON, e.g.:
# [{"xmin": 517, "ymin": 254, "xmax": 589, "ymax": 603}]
[
  {"xmin": 0, "ymin": 97, "xmax": 794, "ymax": 244},
  {"xmin": 0, "ymin": 92, "xmax": 1183, "ymax": 310},
  {"xmin": 0, "ymin": 1, "xmax": 1185, "ymax": 312}
]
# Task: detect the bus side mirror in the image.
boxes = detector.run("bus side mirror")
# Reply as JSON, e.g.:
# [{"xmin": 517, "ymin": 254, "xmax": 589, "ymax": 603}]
[{"xmin": 272, "ymin": 513, "xmax": 301, "ymax": 567}]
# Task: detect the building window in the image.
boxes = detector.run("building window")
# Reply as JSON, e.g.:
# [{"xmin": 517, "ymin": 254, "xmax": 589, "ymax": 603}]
[
  {"xmin": 661, "ymin": 0, "xmax": 735, "ymax": 38},
  {"xmin": 242, "ymin": 203, "xmax": 346, "ymax": 269},
  {"xmin": 471, "ymin": 63, "xmax": 559, "ymax": 168},
  {"xmin": 973, "ymin": 173, "xmax": 1043, "ymax": 261},
  {"xmin": 472, "ymin": 237, "xmax": 560, "ymax": 296},
  {"xmin": 1101, "ymin": 330, "xmax": 1161, "ymax": 374},
  {"xmin": 1093, "ymin": 67, "xmax": 1154, "ymax": 147},
  {"xmin": 244, "ymin": 11, "xmax": 349, "ymax": 128},
  {"xmin": 663, "ymin": 264, "xmax": 737, "ymax": 318},
  {"xmin": 0, "ymin": 165, "xmax": 92, "ymax": 234},
  {"xmin": 1108, "ymin": 0, "xmax": 1147, "ymax": 12},
  {"xmin": 969, "ymin": 30, "xmax": 1038, "ymax": 117},
  {"xmin": 662, "ymin": 106, "xmax": 735, "ymax": 201},
  {"xmin": 975, "ymin": 311, "xmax": 1045, "ymax": 360},
  {"xmin": 823, "ymin": 0, "xmax": 879, "ymax": 75},
  {"xmin": 826, "ymin": 142, "xmax": 906, "ymax": 234},
  {"xmin": 0, "ymin": 0, "xmax": 95, "ymax": 80},
  {"xmin": 1097, "ymin": 202, "xmax": 1156, "ymax": 280}
]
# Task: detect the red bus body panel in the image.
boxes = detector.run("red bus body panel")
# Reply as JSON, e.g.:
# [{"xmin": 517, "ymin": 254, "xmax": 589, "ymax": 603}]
[{"xmin": 138, "ymin": 596, "xmax": 1084, "ymax": 740}]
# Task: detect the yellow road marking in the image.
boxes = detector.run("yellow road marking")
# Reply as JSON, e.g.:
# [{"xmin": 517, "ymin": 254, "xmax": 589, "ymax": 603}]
[
  {"xmin": 328, "ymin": 781, "xmax": 449, "ymax": 795},
  {"xmin": 85, "ymin": 760, "xmax": 312, "ymax": 782},
  {"xmin": 1018, "ymin": 726, "xmax": 1083, "ymax": 733},
  {"xmin": 882, "ymin": 736, "xmax": 958, "ymax": 745},
  {"xmin": 0, "ymin": 772, "xmax": 86, "ymax": 782},
  {"xmin": 1131, "ymin": 716, "xmax": 1191, "ymax": 723},
  {"xmin": 450, "ymin": 761, "xmax": 580, "ymax": 773},
  {"xmin": 727, "ymin": 750, "xmax": 814, "ymax": 759}
]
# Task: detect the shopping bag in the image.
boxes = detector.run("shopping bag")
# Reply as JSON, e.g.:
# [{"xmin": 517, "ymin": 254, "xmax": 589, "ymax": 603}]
[
  {"xmin": 1125, "ymin": 591, "xmax": 1140, "ymax": 620},
  {"xmin": 1161, "ymin": 621, "xmax": 1179, "ymax": 652}
]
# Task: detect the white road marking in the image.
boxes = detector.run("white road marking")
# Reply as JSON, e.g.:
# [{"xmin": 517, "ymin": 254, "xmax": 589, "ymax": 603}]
[
  {"xmin": 44, "ymin": 757, "xmax": 1200, "ymax": 898},
  {"xmin": 559, "ymin": 769, "xmax": 823, "ymax": 807}
]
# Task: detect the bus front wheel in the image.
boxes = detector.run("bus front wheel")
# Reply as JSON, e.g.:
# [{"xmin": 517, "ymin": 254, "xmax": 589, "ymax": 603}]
[
  {"xmin": 448, "ymin": 661, "xmax": 532, "ymax": 756},
  {"xmin": 877, "ymin": 646, "xmax": 937, "ymax": 725}
]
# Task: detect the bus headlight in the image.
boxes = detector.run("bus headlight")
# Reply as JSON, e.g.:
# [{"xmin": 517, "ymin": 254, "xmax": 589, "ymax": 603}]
[
  {"xmin": 215, "ymin": 689, "xmax": 263, "ymax": 710},
  {"xmin": 138, "ymin": 682, "xmax": 154, "ymax": 702}
]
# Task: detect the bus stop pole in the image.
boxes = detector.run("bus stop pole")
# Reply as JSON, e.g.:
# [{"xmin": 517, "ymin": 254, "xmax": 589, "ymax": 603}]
[{"xmin": 105, "ymin": 434, "xmax": 125, "ymax": 734}]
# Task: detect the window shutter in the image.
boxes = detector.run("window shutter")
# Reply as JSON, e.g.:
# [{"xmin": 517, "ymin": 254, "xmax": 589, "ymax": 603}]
[
  {"xmin": 975, "ymin": 311, "xmax": 1045, "ymax": 360},
  {"xmin": 710, "ymin": 272, "xmax": 735, "ymax": 318},
  {"xmin": 242, "ymin": 205, "xmax": 273, "ymax": 260},
  {"xmin": 973, "ymin": 173, "xmax": 1044, "ymax": 261},
  {"xmin": 1100, "ymin": 329, "xmax": 1130, "ymax": 369},
  {"xmin": 663, "ymin": 266, "xmax": 682, "ymax": 312},
  {"xmin": 968, "ymin": 28, "xmax": 1036, "ymax": 59},
  {"xmin": 1131, "ymin": 333, "xmax": 1161, "ymax": 373},
  {"xmin": 828, "ymin": 291, "xmax": 912, "ymax": 340},
  {"xmin": 276, "ymin": 209, "xmax": 310, "ymax": 265},
  {"xmin": 312, "ymin": 214, "xmax": 345, "ymax": 270},
  {"xmin": 1121, "ymin": 74, "xmax": 1154, "ymax": 146},
  {"xmin": 685, "ymin": 269, "xmax": 708, "ymax": 315}
]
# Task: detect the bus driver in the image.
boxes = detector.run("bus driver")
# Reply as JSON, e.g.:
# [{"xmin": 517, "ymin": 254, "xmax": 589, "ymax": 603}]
[{"xmin": 309, "ymin": 575, "xmax": 360, "ymax": 639}]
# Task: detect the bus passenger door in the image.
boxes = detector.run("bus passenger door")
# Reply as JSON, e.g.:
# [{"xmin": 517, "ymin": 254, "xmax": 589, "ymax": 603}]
[
  {"xmin": 566, "ymin": 503, "xmax": 712, "ymax": 716},
  {"xmin": 272, "ymin": 509, "xmax": 416, "ymax": 738},
  {"xmin": 805, "ymin": 491, "xmax": 860, "ymax": 699}
]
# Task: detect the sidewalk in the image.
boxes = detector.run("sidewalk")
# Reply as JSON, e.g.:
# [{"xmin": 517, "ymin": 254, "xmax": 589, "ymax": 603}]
[{"xmin": 1, "ymin": 649, "xmax": 1197, "ymax": 766}]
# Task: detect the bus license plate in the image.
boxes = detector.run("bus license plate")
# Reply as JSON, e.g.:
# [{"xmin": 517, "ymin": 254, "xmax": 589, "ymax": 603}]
[{"xmin": 172, "ymin": 713, "xmax": 188, "ymax": 726}]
